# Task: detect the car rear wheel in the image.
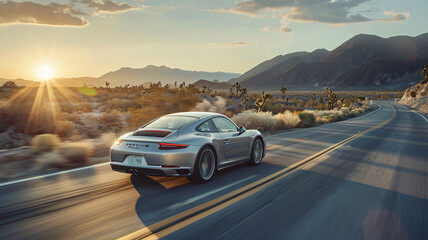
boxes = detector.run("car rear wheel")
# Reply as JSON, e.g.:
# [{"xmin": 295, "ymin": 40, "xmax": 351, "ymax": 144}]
[
  {"xmin": 188, "ymin": 146, "xmax": 216, "ymax": 183},
  {"xmin": 250, "ymin": 138, "xmax": 263, "ymax": 166}
]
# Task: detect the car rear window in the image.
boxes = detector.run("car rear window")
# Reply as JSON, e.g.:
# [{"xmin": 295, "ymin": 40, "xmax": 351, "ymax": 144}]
[{"xmin": 143, "ymin": 116, "xmax": 198, "ymax": 130}]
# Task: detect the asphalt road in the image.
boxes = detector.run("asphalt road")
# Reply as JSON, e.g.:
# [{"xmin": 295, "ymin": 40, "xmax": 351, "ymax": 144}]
[{"xmin": 0, "ymin": 101, "xmax": 427, "ymax": 240}]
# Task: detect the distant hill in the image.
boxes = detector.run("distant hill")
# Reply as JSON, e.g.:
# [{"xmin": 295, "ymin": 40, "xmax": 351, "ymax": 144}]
[
  {"xmin": 0, "ymin": 66, "xmax": 240, "ymax": 87},
  {"xmin": 193, "ymin": 79, "xmax": 232, "ymax": 90},
  {"xmin": 98, "ymin": 65, "xmax": 239, "ymax": 87},
  {"xmin": 237, "ymin": 33, "xmax": 428, "ymax": 90}
]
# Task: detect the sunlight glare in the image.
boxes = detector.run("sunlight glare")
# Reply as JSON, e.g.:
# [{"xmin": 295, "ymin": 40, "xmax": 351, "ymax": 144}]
[{"xmin": 37, "ymin": 65, "xmax": 54, "ymax": 81}]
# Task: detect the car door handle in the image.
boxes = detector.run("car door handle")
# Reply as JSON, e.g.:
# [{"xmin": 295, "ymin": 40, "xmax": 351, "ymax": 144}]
[{"xmin": 224, "ymin": 139, "xmax": 231, "ymax": 144}]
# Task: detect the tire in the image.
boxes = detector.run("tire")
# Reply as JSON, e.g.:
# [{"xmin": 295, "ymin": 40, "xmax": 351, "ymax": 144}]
[
  {"xmin": 188, "ymin": 146, "xmax": 216, "ymax": 183},
  {"xmin": 249, "ymin": 138, "xmax": 263, "ymax": 166}
]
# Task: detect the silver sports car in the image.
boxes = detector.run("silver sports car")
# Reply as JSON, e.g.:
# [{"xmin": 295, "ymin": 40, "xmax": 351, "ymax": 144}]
[{"xmin": 110, "ymin": 112, "xmax": 265, "ymax": 182}]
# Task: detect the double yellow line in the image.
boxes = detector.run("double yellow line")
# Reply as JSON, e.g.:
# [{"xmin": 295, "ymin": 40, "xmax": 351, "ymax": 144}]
[{"xmin": 118, "ymin": 105, "xmax": 397, "ymax": 240}]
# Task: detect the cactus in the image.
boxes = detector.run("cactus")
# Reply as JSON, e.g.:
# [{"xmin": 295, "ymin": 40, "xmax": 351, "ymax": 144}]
[
  {"xmin": 280, "ymin": 86, "xmax": 287, "ymax": 100},
  {"xmin": 254, "ymin": 91, "xmax": 272, "ymax": 112}
]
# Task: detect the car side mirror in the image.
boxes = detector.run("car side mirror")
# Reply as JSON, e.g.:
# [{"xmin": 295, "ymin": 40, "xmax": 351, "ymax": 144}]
[{"xmin": 238, "ymin": 126, "xmax": 246, "ymax": 135}]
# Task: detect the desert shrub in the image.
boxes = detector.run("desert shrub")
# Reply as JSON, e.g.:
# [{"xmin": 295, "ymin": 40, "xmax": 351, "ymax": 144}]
[
  {"xmin": 34, "ymin": 151, "xmax": 67, "ymax": 170},
  {"xmin": 193, "ymin": 96, "xmax": 227, "ymax": 113},
  {"xmin": 65, "ymin": 113, "xmax": 82, "ymax": 125},
  {"xmin": 60, "ymin": 102, "xmax": 78, "ymax": 113},
  {"xmin": 57, "ymin": 141, "xmax": 94, "ymax": 165},
  {"xmin": 273, "ymin": 111, "xmax": 301, "ymax": 128},
  {"xmin": 31, "ymin": 134, "xmax": 61, "ymax": 153},
  {"xmin": 77, "ymin": 102, "xmax": 93, "ymax": 112},
  {"xmin": 100, "ymin": 109, "xmax": 121, "ymax": 127},
  {"xmin": 232, "ymin": 110, "xmax": 278, "ymax": 132},
  {"xmin": 298, "ymin": 112, "xmax": 315, "ymax": 126},
  {"xmin": 55, "ymin": 120, "xmax": 79, "ymax": 139},
  {"xmin": 381, "ymin": 93, "xmax": 388, "ymax": 100}
]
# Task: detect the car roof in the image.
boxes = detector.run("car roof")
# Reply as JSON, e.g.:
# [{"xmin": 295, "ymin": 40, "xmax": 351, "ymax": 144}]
[{"xmin": 166, "ymin": 112, "xmax": 224, "ymax": 118}]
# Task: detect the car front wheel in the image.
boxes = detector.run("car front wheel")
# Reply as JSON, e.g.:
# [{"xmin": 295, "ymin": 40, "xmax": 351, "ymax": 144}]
[{"xmin": 249, "ymin": 138, "xmax": 263, "ymax": 166}]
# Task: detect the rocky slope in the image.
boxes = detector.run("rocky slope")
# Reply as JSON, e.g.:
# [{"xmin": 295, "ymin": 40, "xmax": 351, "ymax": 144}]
[{"xmin": 399, "ymin": 80, "xmax": 428, "ymax": 114}]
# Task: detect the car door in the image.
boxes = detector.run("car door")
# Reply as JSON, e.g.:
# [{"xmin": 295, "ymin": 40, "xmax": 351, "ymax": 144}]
[{"xmin": 211, "ymin": 117, "xmax": 250, "ymax": 165}]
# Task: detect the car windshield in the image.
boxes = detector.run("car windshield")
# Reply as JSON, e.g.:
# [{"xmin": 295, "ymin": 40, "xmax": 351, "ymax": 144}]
[{"xmin": 143, "ymin": 116, "xmax": 198, "ymax": 130}]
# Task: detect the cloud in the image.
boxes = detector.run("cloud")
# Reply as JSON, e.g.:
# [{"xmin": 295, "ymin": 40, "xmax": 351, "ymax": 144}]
[
  {"xmin": 0, "ymin": 0, "xmax": 138, "ymax": 27},
  {"xmin": 221, "ymin": 0, "xmax": 373, "ymax": 24},
  {"xmin": 218, "ymin": 0, "xmax": 409, "ymax": 31},
  {"xmin": 260, "ymin": 15, "xmax": 293, "ymax": 33},
  {"xmin": 382, "ymin": 11, "xmax": 410, "ymax": 21},
  {"xmin": 0, "ymin": 1, "xmax": 88, "ymax": 26},
  {"xmin": 81, "ymin": 0, "xmax": 136, "ymax": 13},
  {"xmin": 207, "ymin": 41, "xmax": 250, "ymax": 48}
]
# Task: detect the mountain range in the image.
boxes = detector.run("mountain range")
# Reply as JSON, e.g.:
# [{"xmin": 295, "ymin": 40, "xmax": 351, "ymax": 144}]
[
  {"xmin": 2, "ymin": 33, "xmax": 427, "ymax": 90},
  {"xmin": 230, "ymin": 33, "xmax": 428, "ymax": 90},
  {"xmin": 0, "ymin": 65, "xmax": 240, "ymax": 87}
]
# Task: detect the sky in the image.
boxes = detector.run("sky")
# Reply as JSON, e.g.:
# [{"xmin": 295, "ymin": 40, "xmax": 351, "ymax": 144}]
[{"xmin": 0, "ymin": 0, "xmax": 427, "ymax": 80}]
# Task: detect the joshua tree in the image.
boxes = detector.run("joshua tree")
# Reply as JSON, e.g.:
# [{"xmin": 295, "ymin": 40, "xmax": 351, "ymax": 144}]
[
  {"xmin": 421, "ymin": 64, "xmax": 428, "ymax": 84},
  {"xmin": 239, "ymin": 87, "xmax": 248, "ymax": 98},
  {"xmin": 206, "ymin": 88, "xmax": 212, "ymax": 95},
  {"xmin": 280, "ymin": 86, "xmax": 287, "ymax": 100},
  {"xmin": 124, "ymin": 84, "xmax": 130, "ymax": 88},
  {"xmin": 228, "ymin": 88, "xmax": 233, "ymax": 99},
  {"xmin": 174, "ymin": 81, "xmax": 178, "ymax": 88},
  {"xmin": 325, "ymin": 88, "xmax": 338, "ymax": 110},
  {"xmin": 241, "ymin": 96, "xmax": 250, "ymax": 110},
  {"xmin": 233, "ymin": 82, "xmax": 241, "ymax": 97},
  {"xmin": 2, "ymin": 81, "xmax": 18, "ymax": 88},
  {"xmin": 157, "ymin": 81, "xmax": 162, "ymax": 87},
  {"xmin": 255, "ymin": 91, "xmax": 272, "ymax": 112},
  {"xmin": 201, "ymin": 86, "xmax": 207, "ymax": 94},
  {"xmin": 312, "ymin": 93, "xmax": 316, "ymax": 102},
  {"xmin": 105, "ymin": 82, "xmax": 110, "ymax": 88}
]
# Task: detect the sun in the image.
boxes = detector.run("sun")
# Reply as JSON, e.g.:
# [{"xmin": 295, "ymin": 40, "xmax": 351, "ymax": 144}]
[{"xmin": 37, "ymin": 65, "xmax": 54, "ymax": 81}]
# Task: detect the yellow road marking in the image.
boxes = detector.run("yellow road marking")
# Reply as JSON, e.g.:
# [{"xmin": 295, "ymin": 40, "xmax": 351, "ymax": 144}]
[{"xmin": 118, "ymin": 105, "xmax": 397, "ymax": 240}]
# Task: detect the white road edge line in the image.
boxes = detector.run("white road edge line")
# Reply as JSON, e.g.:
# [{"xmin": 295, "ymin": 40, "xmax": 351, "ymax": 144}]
[
  {"xmin": 0, "ymin": 162, "xmax": 110, "ymax": 187},
  {"xmin": 168, "ymin": 175, "xmax": 257, "ymax": 210},
  {"xmin": 411, "ymin": 110, "xmax": 428, "ymax": 123}
]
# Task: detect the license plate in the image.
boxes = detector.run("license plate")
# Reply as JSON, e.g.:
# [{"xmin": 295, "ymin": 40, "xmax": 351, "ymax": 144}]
[{"xmin": 127, "ymin": 155, "xmax": 146, "ymax": 165}]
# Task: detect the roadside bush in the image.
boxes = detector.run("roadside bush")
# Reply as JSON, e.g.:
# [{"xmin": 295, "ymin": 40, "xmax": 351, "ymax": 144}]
[
  {"xmin": 55, "ymin": 120, "xmax": 79, "ymax": 139},
  {"xmin": 57, "ymin": 141, "xmax": 94, "ymax": 165},
  {"xmin": 232, "ymin": 110, "xmax": 278, "ymax": 132},
  {"xmin": 31, "ymin": 134, "xmax": 61, "ymax": 153},
  {"xmin": 34, "ymin": 151, "xmax": 67, "ymax": 170},
  {"xmin": 298, "ymin": 112, "xmax": 315, "ymax": 126}
]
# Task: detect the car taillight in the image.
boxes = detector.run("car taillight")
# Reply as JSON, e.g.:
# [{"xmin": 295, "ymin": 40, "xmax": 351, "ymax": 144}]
[
  {"xmin": 158, "ymin": 143, "xmax": 189, "ymax": 150},
  {"xmin": 114, "ymin": 139, "xmax": 123, "ymax": 146}
]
